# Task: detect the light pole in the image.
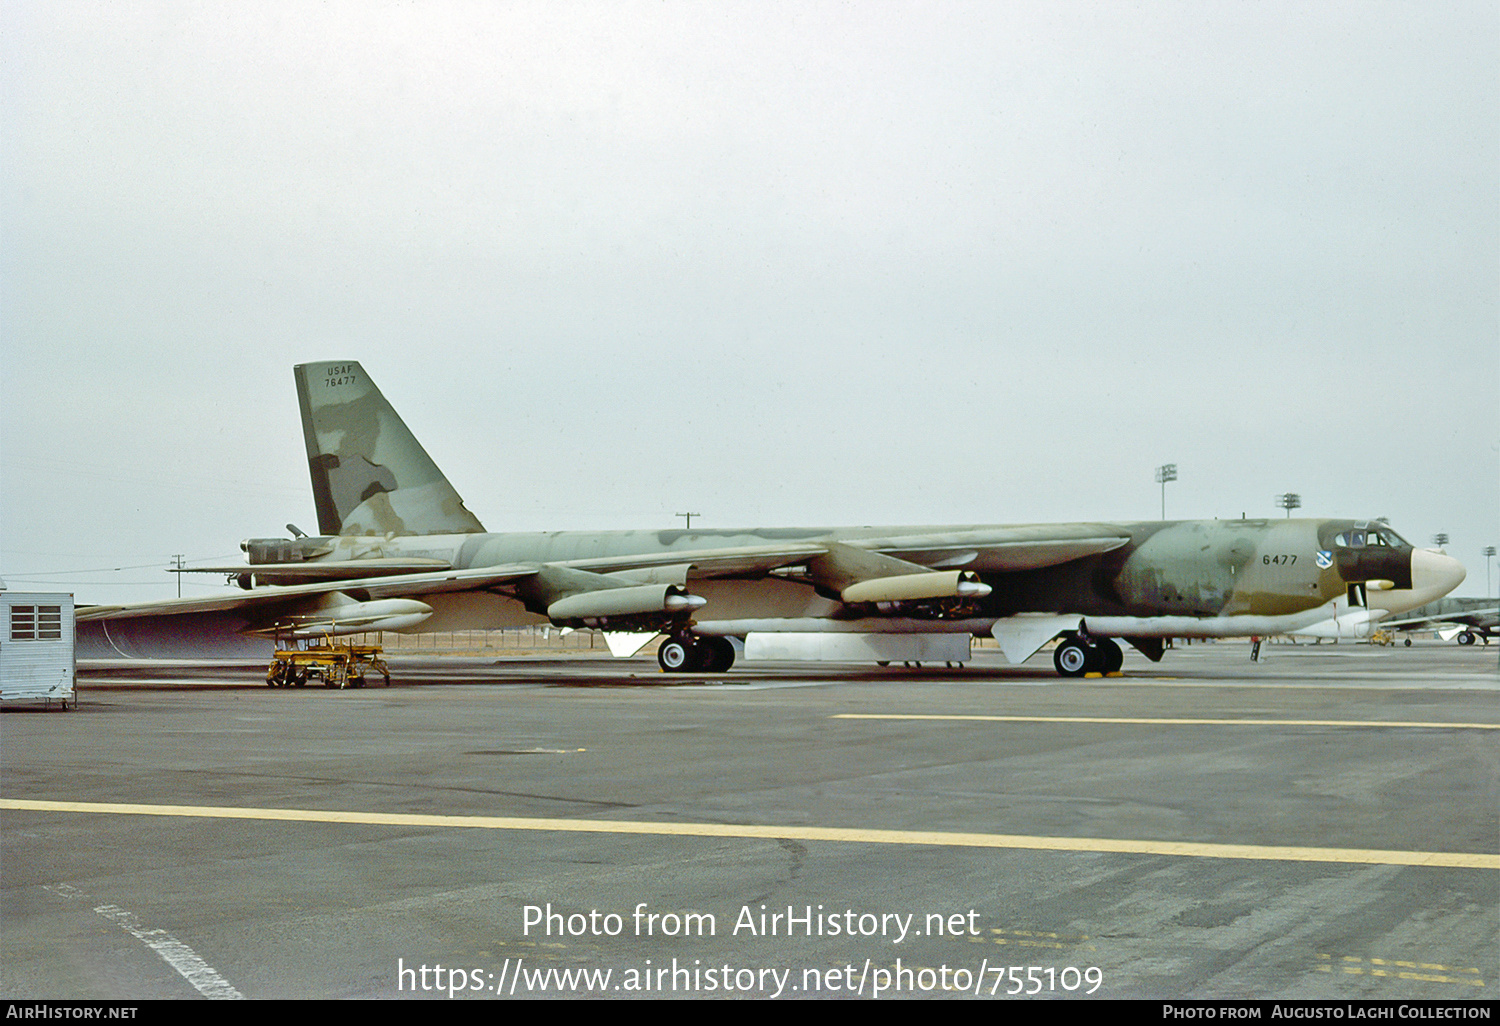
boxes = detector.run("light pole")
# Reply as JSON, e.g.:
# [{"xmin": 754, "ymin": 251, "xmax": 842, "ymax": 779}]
[
  {"xmin": 1432, "ymin": 533, "xmax": 1449, "ymax": 549},
  {"xmin": 1275, "ymin": 493, "xmax": 1301, "ymax": 518},
  {"xmin": 1155, "ymin": 464, "xmax": 1177, "ymax": 520},
  {"xmin": 1484, "ymin": 546, "xmax": 1496, "ymax": 598}
]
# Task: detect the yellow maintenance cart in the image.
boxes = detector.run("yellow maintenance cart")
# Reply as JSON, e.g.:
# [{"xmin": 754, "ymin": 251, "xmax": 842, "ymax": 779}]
[{"xmin": 267, "ymin": 641, "xmax": 390, "ymax": 689}]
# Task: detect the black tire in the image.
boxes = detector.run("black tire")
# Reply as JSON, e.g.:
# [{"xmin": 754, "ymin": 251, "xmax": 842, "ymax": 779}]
[
  {"xmin": 1099, "ymin": 638, "xmax": 1124, "ymax": 673},
  {"xmin": 658, "ymin": 638, "xmax": 695, "ymax": 672},
  {"xmin": 701, "ymin": 637, "xmax": 736, "ymax": 673},
  {"xmin": 1404, "ymin": 638, "xmax": 1412, "ymax": 647},
  {"xmin": 1054, "ymin": 638, "xmax": 1092, "ymax": 677},
  {"xmin": 1458, "ymin": 631, "xmax": 1477, "ymax": 646}
]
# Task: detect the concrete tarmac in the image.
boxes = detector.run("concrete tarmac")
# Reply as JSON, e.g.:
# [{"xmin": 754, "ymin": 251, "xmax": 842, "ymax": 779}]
[{"xmin": 2, "ymin": 642, "xmax": 1496, "ymax": 1000}]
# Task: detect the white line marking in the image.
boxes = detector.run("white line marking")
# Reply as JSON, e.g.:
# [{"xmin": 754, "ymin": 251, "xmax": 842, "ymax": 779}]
[{"xmin": 92, "ymin": 903, "xmax": 244, "ymax": 999}]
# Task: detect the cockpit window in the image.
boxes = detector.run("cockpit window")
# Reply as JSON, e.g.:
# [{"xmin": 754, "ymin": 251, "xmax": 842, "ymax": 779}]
[
  {"xmin": 1344, "ymin": 528, "xmax": 1410, "ymax": 552},
  {"xmin": 1336, "ymin": 528, "xmax": 1409, "ymax": 549}
]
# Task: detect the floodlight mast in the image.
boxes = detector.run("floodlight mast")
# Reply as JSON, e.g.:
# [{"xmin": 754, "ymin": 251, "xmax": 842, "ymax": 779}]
[
  {"xmin": 1155, "ymin": 464, "xmax": 1177, "ymax": 520},
  {"xmin": 1276, "ymin": 493, "xmax": 1301, "ymax": 518}
]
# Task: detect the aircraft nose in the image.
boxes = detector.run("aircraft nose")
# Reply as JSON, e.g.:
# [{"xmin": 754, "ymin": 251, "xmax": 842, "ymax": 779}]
[{"xmin": 1410, "ymin": 548, "xmax": 1466, "ymax": 603}]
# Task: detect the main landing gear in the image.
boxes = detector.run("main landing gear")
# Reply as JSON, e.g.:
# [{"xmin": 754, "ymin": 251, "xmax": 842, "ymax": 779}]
[
  {"xmin": 657, "ymin": 634, "xmax": 736, "ymax": 673},
  {"xmin": 1052, "ymin": 634, "xmax": 1123, "ymax": 677}
]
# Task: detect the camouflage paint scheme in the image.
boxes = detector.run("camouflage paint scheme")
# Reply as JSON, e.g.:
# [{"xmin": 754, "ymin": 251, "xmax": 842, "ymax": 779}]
[{"xmin": 76, "ymin": 362, "xmax": 1466, "ymax": 674}]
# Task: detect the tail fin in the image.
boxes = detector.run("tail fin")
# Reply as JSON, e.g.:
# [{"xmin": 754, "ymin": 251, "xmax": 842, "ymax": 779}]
[{"xmin": 294, "ymin": 361, "xmax": 486, "ymax": 536}]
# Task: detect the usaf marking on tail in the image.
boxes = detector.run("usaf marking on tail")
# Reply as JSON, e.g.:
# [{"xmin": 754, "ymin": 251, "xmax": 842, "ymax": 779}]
[{"xmin": 76, "ymin": 362, "xmax": 1466, "ymax": 676}]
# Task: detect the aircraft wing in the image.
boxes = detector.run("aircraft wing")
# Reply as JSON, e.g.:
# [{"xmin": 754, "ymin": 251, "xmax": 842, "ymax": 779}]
[
  {"xmin": 882, "ymin": 535, "xmax": 1130, "ymax": 571},
  {"xmin": 560, "ymin": 543, "xmax": 829, "ymax": 578},
  {"xmin": 83, "ymin": 530, "xmax": 1136, "ymax": 622},
  {"xmin": 561, "ymin": 530, "xmax": 1131, "ymax": 578},
  {"xmin": 77, "ymin": 564, "xmax": 543, "ymax": 621},
  {"xmin": 76, "ymin": 528, "xmax": 1133, "ymax": 655},
  {"xmin": 1379, "ymin": 605, "xmax": 1500, "ymax": 631}
]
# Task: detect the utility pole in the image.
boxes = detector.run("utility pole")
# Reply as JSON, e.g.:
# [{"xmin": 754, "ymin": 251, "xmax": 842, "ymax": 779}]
[
  {"xmin": 1275, "ymin": 493, "xmax": 1301, "ymax": 518},
  {"xmin": 1484, "ymin": 546, "xmax": 1496, "ymax": 598},
  {"xmin": 675, "ymin": 512, "xmax": 701, "ymax": 530},
  {"xmin": 1154, "ymin": 464, "xmax": 1176, "ymax": 520}
]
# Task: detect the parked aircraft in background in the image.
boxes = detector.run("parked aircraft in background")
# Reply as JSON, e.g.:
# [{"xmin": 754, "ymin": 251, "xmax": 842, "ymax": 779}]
[
  {"xmin": 75, "ymin": 361, "xmax": 1467, "ymax": 676},
  {"xmin": 1376, "ymin": 597, "xmax": 1498, "ymax": 646}
]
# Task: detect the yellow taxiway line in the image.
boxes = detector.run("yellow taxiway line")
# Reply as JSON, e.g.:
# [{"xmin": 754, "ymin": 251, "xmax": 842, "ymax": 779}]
[{"xmin": 3, "ymin": 799, "xmax": 1495, "ymax": 870}]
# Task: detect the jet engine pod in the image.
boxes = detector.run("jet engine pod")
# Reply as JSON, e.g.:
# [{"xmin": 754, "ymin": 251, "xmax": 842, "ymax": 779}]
[
  {"xmin": 546, "ymin": 584, "xmax": 706, "ymax": 623},
  {"xmin": 840, "ymin": 570, "xmax": 991, "ymax": 604}
]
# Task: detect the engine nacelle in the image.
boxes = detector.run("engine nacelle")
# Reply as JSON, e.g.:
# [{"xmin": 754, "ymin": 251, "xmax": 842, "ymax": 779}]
[
  {"xmin": 841, "ymin": 570, "xmax": 991, "ymax": 604},
  {"xmin": 547, "ymin": 584, "xmax": 705, "ymax": 624}
]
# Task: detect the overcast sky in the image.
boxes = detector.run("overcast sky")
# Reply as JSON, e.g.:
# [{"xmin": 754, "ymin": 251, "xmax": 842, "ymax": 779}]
[{"xmin": 3, "ymin": 1, "xmax": 1496, "ymax": 604}]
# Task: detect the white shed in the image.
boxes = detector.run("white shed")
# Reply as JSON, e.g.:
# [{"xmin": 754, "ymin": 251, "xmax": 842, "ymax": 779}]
[{"xmin": 1, "ymin": 582, "xmax": 76, "ymax": 709}]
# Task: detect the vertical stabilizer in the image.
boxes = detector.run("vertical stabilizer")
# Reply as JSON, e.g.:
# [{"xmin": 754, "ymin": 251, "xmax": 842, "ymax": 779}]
[{"xmin": 294, "ymin": 361, "xmax": 486, "ymax": 536}]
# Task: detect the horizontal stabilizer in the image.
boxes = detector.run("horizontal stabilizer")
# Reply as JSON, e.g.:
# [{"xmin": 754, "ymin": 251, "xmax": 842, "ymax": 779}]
[{"xmin": 178, "ymin": 558, "xmax": 452, "ymax": 582}]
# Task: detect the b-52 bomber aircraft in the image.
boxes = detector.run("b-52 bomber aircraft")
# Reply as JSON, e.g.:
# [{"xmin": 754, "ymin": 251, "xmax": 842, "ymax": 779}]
[{"xmin": 76, "ymin": 361, "xmax": 1466, "ymax": 676}]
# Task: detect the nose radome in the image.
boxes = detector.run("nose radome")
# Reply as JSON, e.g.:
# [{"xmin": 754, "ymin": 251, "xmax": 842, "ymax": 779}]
[{"xmin": 1411, "ymin": 548, "xmax": 1466, "ymax": 603}]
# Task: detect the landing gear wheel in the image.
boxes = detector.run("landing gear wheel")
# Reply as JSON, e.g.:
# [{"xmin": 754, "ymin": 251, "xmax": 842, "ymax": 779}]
[
  {"xmin": 658, "ymin": 637, "xmax": 696, "ymax": 672},
  {"xmin": 1099, "ymin": 637, "xmax": 1123, "ymax": 674},
  {"xmin": 1458, "ymin": 631, "xmax": 1478, "ymax": 646},
  {"xmin": 1404, "ymin": 638, "xmax": 1412, "ymax": 647},
  {"xmin": 1054, "ymin": 637, "xmax": 1093, "ymax": 677},
  {"xmin": 701, "ymin": 636, "xmax": 736, "ymax": 673}
]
